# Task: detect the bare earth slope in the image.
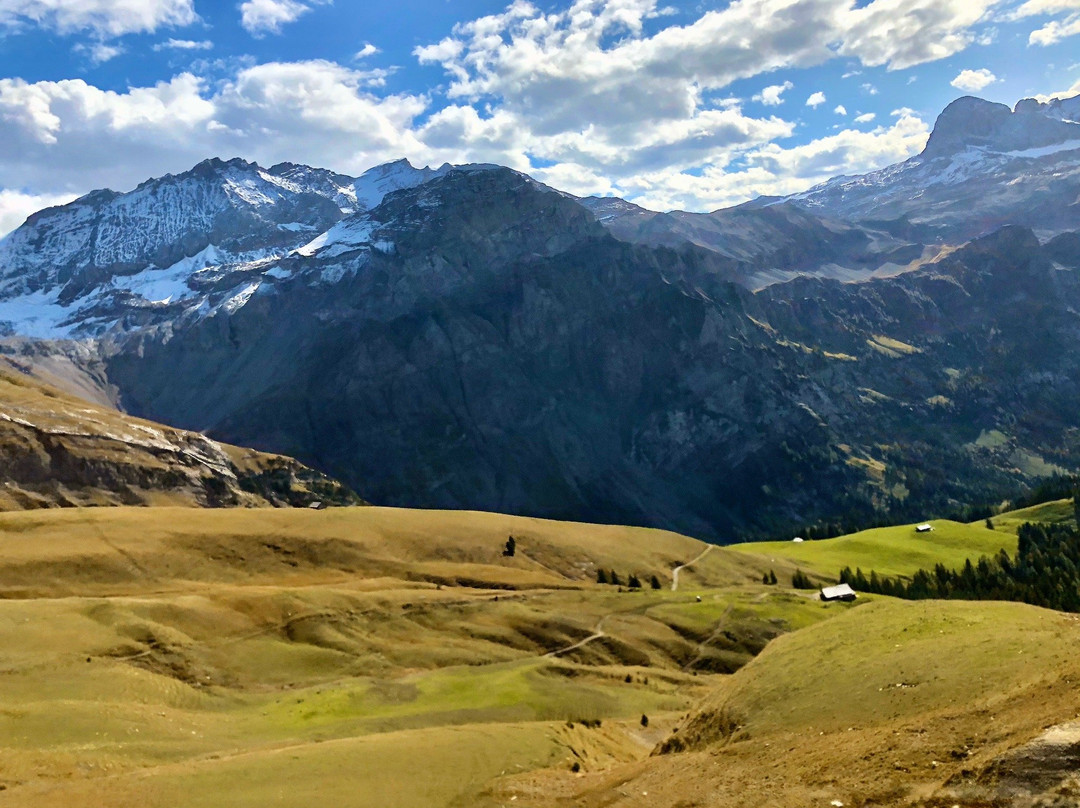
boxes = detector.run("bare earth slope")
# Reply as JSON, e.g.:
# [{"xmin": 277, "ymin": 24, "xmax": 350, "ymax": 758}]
[{"xmin": 0, "ymin": 356, "xmax": 360, "ymax": 509}]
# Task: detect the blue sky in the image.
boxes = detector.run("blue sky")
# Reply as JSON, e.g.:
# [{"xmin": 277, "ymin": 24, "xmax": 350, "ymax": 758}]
[{"xmin": 0, "ymin": 0, "xmax": 1078, "ymax": 234}]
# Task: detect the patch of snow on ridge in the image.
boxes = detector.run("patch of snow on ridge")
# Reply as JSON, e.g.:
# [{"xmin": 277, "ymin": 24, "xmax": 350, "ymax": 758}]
[
  {"xmin": 222, "ymin": 282, "xmax": 260, "ymax": 313},
  {"xmin": 0, "ymin": 287, "xmax": 72, "ymax": 338},
  {"xmin": 1006, "ymin": 139, "xmax": 1080, "ymax": 159},
  {"xmin": 296, "ymin": 216, "xmax": 375, "ymax": 258},
  {"xmin": 110, "ymin": 243, "xmax": 222, "ymax": 304}
]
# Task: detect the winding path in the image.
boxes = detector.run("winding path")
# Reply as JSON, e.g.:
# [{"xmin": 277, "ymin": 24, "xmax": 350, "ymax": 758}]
[
  {"xmin": 545, "ymin": 616, "xmax": 608, "ymax": 658},
  {"xmin": 671, "ymin": 545, "xmax": 714, "ymax": 591}
]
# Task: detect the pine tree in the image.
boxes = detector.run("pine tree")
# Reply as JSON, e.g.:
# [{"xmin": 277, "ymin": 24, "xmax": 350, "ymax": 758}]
[
  {"xmin": 597, "ymin": 568, "xmax": 609, "ymax": 584},
  {"xmin": 610, "ymin": 570, "xmax": 622, "ymax": 586},
  {"xmin": 650, "ymin": 574, "xmax": 662, "ymax": 590},
  {"xmin": 768, "ymin": 570, "xmax": 778, "ymax": 585},
  {"xmin": 503, "ymin": 536, "xmax": 516, "ymax": 557}
]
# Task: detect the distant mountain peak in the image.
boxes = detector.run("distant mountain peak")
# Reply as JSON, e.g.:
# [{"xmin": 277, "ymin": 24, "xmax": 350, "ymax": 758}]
[{"xmin": 922, "ymin": 92, "xmax": 1080, "ymax": 160}]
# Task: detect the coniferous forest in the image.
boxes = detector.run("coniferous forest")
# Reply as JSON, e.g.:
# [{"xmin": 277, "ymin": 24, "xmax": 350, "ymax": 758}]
[{"xmin": 840, "ymin": 521, "xmax": 1080, "ymax": 613}]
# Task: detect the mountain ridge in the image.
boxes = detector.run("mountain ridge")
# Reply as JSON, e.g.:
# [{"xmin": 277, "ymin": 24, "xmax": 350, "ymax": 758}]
[{"xmin": 0, "ymin": 91, "xmax": 1078, "ymax": 538}]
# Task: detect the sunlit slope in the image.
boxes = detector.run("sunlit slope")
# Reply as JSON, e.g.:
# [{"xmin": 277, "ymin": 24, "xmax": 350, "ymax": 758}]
[
  {"xmin": 509, "ymin": 598, "xmax": 1080, "ymax": 808},
  {"xmin": 729, "ymin": 518, "xmax": 1014, "ymax": 578},
  {"xmin": 0, "ymin": 358, "xmax": 357, "ymax": 509},
  {"xmin": 0, "ymin": 504, "xmax": 843, "ymax": 808},
  {"xmin": 0, "ymin": 505, "xmax": 768, "ymax": 597}
]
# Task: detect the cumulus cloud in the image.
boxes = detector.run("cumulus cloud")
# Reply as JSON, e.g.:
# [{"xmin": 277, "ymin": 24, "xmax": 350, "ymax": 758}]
[
  {"xmin": 0, "ymin": 63, "xmax": 428, "ymax": 194},
  {"xmin": 621, "ymin": 109, "xmax": 931, "ymax": 210},
  {"xmin": 854, "ymin": 111, "xmax": 875, "ymax": 122},
  {"xmin": 74, "ymin": 40, "xmax": 123, "ymax": 63},
  {"xmin": 240, "ymin": 0, "xmax": 326, "ymax": 36},
  {"xmin": 1033, "ymin": 75, "xmax": 1080, "ymax": 102},
  {"xmin": 806, "ymin": 91, "xmax": 826, "ymax": 107},
  {"xmin": 0, "ymin": 0, "xmax": 196, "ymax": 37},
  {"xmin": 1029, "ymin": 14, "xmax": 1080, "ymax": 45},
  {"xmin": 834, "ymin": 104, "xmax": 847, "ymax": 115},
  {"xmin": 355, "ymin": 43, "xmax": 379, "ymax": 59},
  {"xmin": 153, "ymin": 38, "xmax": 213, "ymax": 51},
  {"xmin": 950, "ymin": 67, "xmax": 998, "ymax": 91},
  {"xmin": 0, "ymin": 189, "xmax": 77, "ymax": 237},
  {"xmin": 837, "ymin": 0, "xmax": 998, "ymax": 70},
  {"xmin": 1012, "ymin": 0, "xmax": 1080, "ymax": 17},
  {"xmin": 754, "ymin": 80, "xmax": 793, "ymax": 106},
  {"xmin": 0, "ymin": 0, "xmax": 1006, "ymax": 214}
]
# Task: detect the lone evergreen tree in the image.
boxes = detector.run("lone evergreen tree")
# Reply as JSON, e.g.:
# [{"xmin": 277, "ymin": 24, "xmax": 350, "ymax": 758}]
[
  {"xmin": 640, "ymin": 714, "xmax": 649, "ymax": 728},
  {"xmin": 503, "ymin": 536, "xmax": 516, "ymax": 557},
  {"xmin": 650, "ymin": 574, "xmax": 661, "ymax": 590},
  {"xmin": 986, "ymin": 517, "xmax": 994, "ymax": 530},
  {"xmin": 597, "ymin": 568, "xmax": 609, "ymax": 584},
  {"xmin": 610, "ymin": 570, "xmax": 622, "ymax": 586},
  {"xmin": 768, "ymin": 569, "xmax": 778, "ymax": 585},
  {"xmin": 628, "ymin": 574, "xmax": 642, "ymax": 589}
]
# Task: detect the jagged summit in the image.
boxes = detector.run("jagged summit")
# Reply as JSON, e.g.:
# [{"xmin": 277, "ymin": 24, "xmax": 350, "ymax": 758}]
[
  {"xmin": 788, "ymin": 92, "xmax": 1080, "ymax": 238},
  {"xmin": 923, "ymin": 94, "xmax": 1080, "ymax": 159},
  {"xmin": 0, "ymin": 156, "xmax": 495, "ymax": 338}
]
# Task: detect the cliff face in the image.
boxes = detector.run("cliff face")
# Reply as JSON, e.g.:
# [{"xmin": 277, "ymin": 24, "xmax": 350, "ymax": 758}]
[
  {"xmin": 0, "ymin": 356, "xmax": 361, "ymax": 510},
  {"xmin": 97, "ymin": 168, "xmax": 1080, "ymax": 539}
]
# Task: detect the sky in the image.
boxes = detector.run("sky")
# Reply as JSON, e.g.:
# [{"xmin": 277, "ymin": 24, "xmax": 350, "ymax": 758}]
[{"xmin": 0, "ymin": 0, "xmax": 1079, "ymax": 235}]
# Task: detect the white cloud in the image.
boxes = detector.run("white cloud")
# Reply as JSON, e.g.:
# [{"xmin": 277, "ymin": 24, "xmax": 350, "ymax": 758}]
[
  {"xmin": 153, "ymin": 38, "xmax": 213, "ymax": 51},
  {"xmin": 950, "ymin": 67, "xmax": 999, "ymax": 91},
  {"xmin": 854, "ymin": 111, "xmax": 875, "ymax": 122},
  {"xmin": 75, "ymin": 41, "xmax": 123, "ymax": 63},
  {"xmin": 621, "ymin": 109, "xmax": 931, "ymax": 211},
  {"xmin": 0, "ymin": 0, "xmax": 196, "ymax": 37},
  {"xmin": 355, "ymin": 43, "xmax": 379, "ymax": 59},
  {"xmin": 0, "ymin": 63, "xmax": 428, "ymax": 194},
  {"xmin": 806, "ymin": 91, "xmax": 826, "ymax": 107},
  {"xmin": 1029, "ymin": 14, "xmax": 1080, "ymax": 45},
  {"xmin": 1033, "ymin": 75, "xmax": 1080, "ymax": 102},
  {"xmin": 861, "ymin": 82, "xmax": 879, "ymax": 94},
  {"xmin": 0, "ymin": 0, "xmax": 1012, "ymax": 215},
  {"xmin": 0, "ymin": 189, "xmax": 77, "ymax": 237},
  {"xmin": 753, "ymin": 80, "xmax": 793, "ymax": 106},
  {"xmin": 1012, "ymin": 0, "xmax": 1080, "ymax": 17},
  {"xmin": 837, "ymin": 0, "xmax": 999, "ymax": 70},
  {"xmin": 240, "ymin": 0, "xmax": 327, "ymax": 36}
]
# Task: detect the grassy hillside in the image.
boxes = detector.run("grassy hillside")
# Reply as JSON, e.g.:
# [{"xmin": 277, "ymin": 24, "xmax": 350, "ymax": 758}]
[
  {"xmin": 729, "ymin": 518, "xmax": 1015, "ymax": 579},
  {"xmin": 507, "ymin": 598, "xmax": 1080, "ymax": 808},
  {"xmin": 4, "ymin": 499, "xmax": 1076, "ymax": 806},
  {"xmin": 0, "ymin": 504, "xmax": 844, "ymax": 807}
]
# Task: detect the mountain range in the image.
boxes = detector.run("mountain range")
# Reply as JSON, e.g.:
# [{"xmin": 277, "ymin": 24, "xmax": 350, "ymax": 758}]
[{"xmin": 1, "ymin": 93, "xmax": 1079, "ymax": 539}]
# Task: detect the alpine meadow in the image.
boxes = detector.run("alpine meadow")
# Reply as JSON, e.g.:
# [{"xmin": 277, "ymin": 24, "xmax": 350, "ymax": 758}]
[{"xmin": 2, "ymin": 0, "xmax": 1080, "ymax": 805}]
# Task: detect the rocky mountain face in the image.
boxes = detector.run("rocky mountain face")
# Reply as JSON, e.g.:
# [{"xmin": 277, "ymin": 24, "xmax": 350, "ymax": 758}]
[
  {"xmin": 0, "ymin": 156, "xmax": 462, "ymax": 338},
  {"xmin": 587, "ymin": 94, "xmax": 1080, "ymax": 284},
  {"xmin": 0, "ymin": 354, "xmax": 361, "ymax": 510},
  {"xmin": 0, "ymin": 92, "xmax": 1078, "ymax": 538},
  {"xmin": 790, "ymin": 94, "xmax": 1080, "ymax": 240}
]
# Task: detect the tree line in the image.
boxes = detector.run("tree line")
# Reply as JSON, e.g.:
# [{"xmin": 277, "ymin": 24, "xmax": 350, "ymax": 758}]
[{"xmin": 839, "ymin": 521, "xmax": 1080, "ymax": 613}]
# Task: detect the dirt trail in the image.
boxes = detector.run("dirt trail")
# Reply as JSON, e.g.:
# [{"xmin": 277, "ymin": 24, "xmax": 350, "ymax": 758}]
[
  {"xmin": 545, "ymin": 616, "xmax": 608, "ymax": 658},
  {"xmin": 671, "ymin": 545, "xmax": 714, "ymax": 591}
]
